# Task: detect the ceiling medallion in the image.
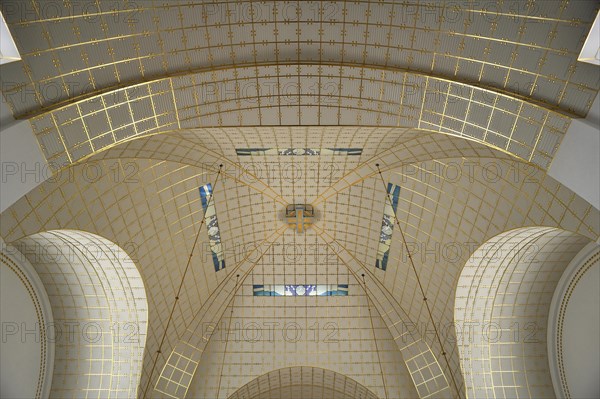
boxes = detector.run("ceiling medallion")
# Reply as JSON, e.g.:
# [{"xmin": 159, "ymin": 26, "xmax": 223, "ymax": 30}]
[{"xmin": 285, "ymin": 204, "xmax": 314, "ymax": 233}]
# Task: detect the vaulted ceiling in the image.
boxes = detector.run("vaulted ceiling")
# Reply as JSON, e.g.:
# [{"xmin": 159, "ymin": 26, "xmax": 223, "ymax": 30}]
[{"xmin": 1, "ymin": 1, "xmax": 599, "ymax": 399}]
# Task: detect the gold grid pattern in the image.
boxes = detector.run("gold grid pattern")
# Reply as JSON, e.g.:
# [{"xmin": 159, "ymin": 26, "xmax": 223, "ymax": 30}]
[
  {"xmin": 226, "ymin": 366, "xmax": 381, "ymax": 399},
  {"xmin": 1, "ymin": 1, "xmax": 598, "ymax": 117},
  {"xmin": 186, "ymin": 230, "xmax": 417, "ymax": 399},
  {"xmin": 82, "ymin": 130, "xmax": 511, "ymax": 398},
  {"xmin": 1, "ymin": 1, "xmax": 599, "ymax": 398},
  {"xmin": 15, "ymin": 230, "xmax": 148, "ymax": 399},
  {"xmin": 91, "ymin": 127, "xmax": 509, "ymax": 204},
  {"xmin": 314, "ymin": 226, "xmax": 452, "ymax": 398},
  {"xmin": 167, "ymin": 126, "xmax": 423, "ymax": 160},
  {"xmin": 316, "ymin": 156, "xmax": 600, "ymax": 394},
  {"xmin": 24, "ymin": 64, "xmax": 572, "ymax": 170},
  {"xmin": 0, "ymin": 156, "xmax": 283, "ymax": 396},
  {"xmin": 1, "ymin": 130, "xmax": 599, "ymax": 398},
  {"xmin": 156, "ymin": 224, "xmax": 450, "ymax": 399},
  {"xmin": 153, "ymin": 225, "xmax": 288, "ymax": 398},
  {"xmin": 455, "ymin": 227, "xmax": 590, "ymax": 399}
]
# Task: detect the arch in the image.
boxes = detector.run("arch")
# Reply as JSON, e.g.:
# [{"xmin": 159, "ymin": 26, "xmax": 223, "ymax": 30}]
[
  {"xmin": 2, "ymin": 1, "xmax": 597, "ymax": 117},
  {"xmin": 454, "ymin": 227, "xmax": 592, "ymax": 399},
  {"xmin": 548, "ymin": 242, "xmax": 600, "ymax": 399},
  {"xmin": 88, "ymin": 126, "xmax": 509, "ymax": 207},
  {"xmin": 14, "ymin": 230, "xmax": 148, "ymax": 398},
  {"xmin": 226, "ymin": 366, "xmax": 380, "ymax": 399},
  {"xmin": 26, "ymin": 65, "xmax": 569, "ymax": 171},
  {"xmin": 0, "ymin": 237, "xmax": 54, "ymax": 399}
]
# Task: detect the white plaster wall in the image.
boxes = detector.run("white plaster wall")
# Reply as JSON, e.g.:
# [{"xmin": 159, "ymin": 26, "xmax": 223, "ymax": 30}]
[
  {"xmin": 0, "ymin": 93, "xmax": 49, "ymax": 213},
  {"xmin": 549, "ymin": 93, "xmax": 600, "ymax": 210},
  {"xmin": 548, "ymin": 242, "xmax": 600, "ymax": 399},
  {"xmin": 0, "ymin": 237, "xmax": 54, "ymax": 399}
]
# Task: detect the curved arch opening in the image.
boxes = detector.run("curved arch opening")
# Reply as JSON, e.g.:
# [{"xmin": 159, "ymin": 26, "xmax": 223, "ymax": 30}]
[
  {"xmin": 14, "ymin": 230, "xmax": 148, "ymax": 398},
  {"xmin": 226, "ymin": 366, "xmax": 380, "ymax": 399},
  {"xmin": 454, "ymin": 227, "xmax": 591, "ymax": 399},
  {"xmin": 0, "ymin": 237, "xmax": 55, "ymax": 399},
  {"xmin": 26, "ymin": 65, "xmax": 567, "ymax": 172}
]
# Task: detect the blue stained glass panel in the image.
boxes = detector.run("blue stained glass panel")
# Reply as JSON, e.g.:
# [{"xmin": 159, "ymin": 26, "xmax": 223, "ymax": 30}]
[
  {"xmin": 199, "ymin": 183, "xmax": 225, "ymax": 272},
  {"xmin": 253, "ymin": 284, "xmax": 348, "ymax": 296},
  {"xmin": 375, "ymin": 183, "xmax": 401, "ymax": 271},
  {"xmin": 236, "ymin": 148, "xmax": 362, "ymax": 156}
]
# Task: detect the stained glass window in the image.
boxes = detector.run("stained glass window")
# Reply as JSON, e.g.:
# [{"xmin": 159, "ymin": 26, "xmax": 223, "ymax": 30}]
[
  {"xmin": 375, "ymin": 183, "xmax": 401, "ymax": 271},
  {"xmin": 236, "ymin": 148, "xmax": 362, "ymax": 156},
  {"xmin": 199, "ymin": 183, "xmax": 225, "ymax": 271},
  {"xmin": 253, "ymin": 284, "xmax": 348, "ymax": 296}
]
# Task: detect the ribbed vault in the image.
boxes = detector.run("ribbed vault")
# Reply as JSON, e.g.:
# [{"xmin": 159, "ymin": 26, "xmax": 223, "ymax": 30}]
[
  {"xmin": 1, "ymin": 127, "xmax": 598, "ymax": 398},
  {"xmin": 186, "ymin": 229, "xmax": 418, "ymax": 399}
]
